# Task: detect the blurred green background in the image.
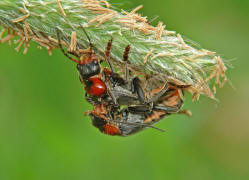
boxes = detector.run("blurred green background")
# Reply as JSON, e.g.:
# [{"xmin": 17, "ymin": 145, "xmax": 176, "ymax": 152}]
[{"xmin": 0, "ymin": 0, "xmax": 249, "ymax": 179}]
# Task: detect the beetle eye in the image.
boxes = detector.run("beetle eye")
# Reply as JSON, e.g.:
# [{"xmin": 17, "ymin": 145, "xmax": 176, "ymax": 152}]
[{"xmin": 93, "ymin": 59, "xmax": 98, "ymax": 64}]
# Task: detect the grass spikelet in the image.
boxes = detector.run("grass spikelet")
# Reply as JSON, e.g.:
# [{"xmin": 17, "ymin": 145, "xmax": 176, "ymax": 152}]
[{"xmin": 0, "ymin": 0, "xmax": 228, "ymax": 100}]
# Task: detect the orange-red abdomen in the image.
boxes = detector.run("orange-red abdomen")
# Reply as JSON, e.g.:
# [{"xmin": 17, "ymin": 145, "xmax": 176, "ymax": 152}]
[{"xmin": 103, "ymin": 124, "xmax": 121, "ymax": 135}]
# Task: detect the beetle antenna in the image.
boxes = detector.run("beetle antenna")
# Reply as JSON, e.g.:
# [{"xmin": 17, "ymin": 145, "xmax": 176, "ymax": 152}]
[
  {"xmin": 105, "ymin": 38, "xmax": 115, "ymax": 72},
  {"xmin": 56, "ymin": 28, "xmax": 80, "ymax": 63},
  {"xmin": 79, "ymin": 24, "xmax": 93, "ymax": 52}
]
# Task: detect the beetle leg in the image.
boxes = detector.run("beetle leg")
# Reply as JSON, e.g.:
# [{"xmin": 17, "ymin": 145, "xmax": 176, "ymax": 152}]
[
  {"xmin": 56, "ymin": 29, "xmax": 81, "ymax": 63},
  {"xmin": 101, "ymin": 68, "xmax": 120, "ymax": 105},
  {"xmin": 168, "ymin": 82, "xmax": 191, "ymax": 89},
  {"xmin": 102, "ymin": 69, "xmax": 114, "ymax": 87},
  {"xmin": 153, "ymin": 98, "xmax": 183, "ymax": 113},
  {"xmin": 177, "ymin": 109, "xmax": 192, "ymax": 117},
  {"xmin": 131, "ymin": 77, "xmax": 145, "ymax": 103},
  {"xmin": 68, "ymin": 51, "xmax": 80, "ymax": 58},
  {"xmin": 123, "ymin": 45, "xmax": 130, "ymax": 82},
  {"xmin": 128, "ymin": 105, "xmax": 152, "ymax": 114},
  {"xmin": 153, "ymin": 105, "xmax": 180, "ymax": 113},
  {"xmin": 102, "ymin": 70, "xmax": 117, "ymax": 101},
  {"xmin": 147, "ymin": 83, "xmax": 169, "ymax": 103},
  {"xmin": 106, "ymin": 88, "xmax": 118, "ymax": 105},
  {"xmin": 85, "ymin": 93, "xmax": 97, "ymax": 105}
]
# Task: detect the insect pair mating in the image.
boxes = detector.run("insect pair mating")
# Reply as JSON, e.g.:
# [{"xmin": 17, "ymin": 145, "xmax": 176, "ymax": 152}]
[{"xmin": 56, "ymin": 26, "xmax": 189, "ymax": 136}]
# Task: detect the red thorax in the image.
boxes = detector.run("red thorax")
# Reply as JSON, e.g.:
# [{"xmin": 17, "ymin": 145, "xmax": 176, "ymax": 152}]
[{"xmin": 85, "ymin": 77, "xmax": 107, "ymax": 97}]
